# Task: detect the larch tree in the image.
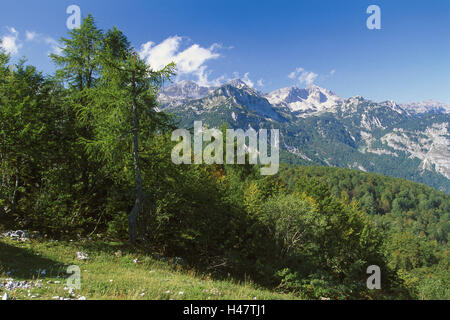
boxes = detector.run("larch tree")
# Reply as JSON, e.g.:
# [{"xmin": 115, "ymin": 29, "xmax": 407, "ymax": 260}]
[
  {"xmin": 50, "ymin": 14, "xmax": 103, "ymax": 195},
  {"xmin": 84, "ymin": 27, "xmax": 175, "ymax": 244}
]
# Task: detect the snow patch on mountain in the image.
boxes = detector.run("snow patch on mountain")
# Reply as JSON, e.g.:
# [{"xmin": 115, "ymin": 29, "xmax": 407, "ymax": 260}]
[
  {"xmin": 216, "ymin": 80, "xmax": 281, "ymax": 120},
  {"xmin": 266, "ymin": 85, "xmax": 343, "ymax": 116},
  {"xmin": 158, "ymin": 80, "xmax": 215, "ymax": 108},
  {"xmin": 401, "ymin": 100, "xmax": 450, "ymax": 115}
]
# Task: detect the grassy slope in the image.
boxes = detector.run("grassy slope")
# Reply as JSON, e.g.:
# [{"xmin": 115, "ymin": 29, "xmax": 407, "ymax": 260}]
[{"xmin": 0, "ymin": 237, "xmax": 298, "ymax": 300}]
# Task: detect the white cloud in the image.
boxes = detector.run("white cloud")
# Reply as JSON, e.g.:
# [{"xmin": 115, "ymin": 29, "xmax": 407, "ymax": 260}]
[
  {"xmin": 139, "ymin": 36, "xmax": 221, "ymax": 86},
  {"xmin": 1, "ymin": 27, "xmax": 62, "ymax": 56},
  {"xmin": 25, "ymin": 31, "xmax": 37, "ymax": 41},
  {"xmin": 194, "ymin": 66, "xmax": 225, "ymax": 87},
  {"xmin": 298, "ymin": 71, "xmax": 317, "ymax": 86},
  {"xmin": 288, "ymin": 67, "xmax": 318, "ymax": 86},
  {"xmin": 288, "ymin": 67, "xmax": 301, "ymax": 79},
  {"xmin": 176, "ymin": 43, "xmax": 220, "ymax": 73},
  {"xmin": 44, "ymin": 37, "xmax": 63, "ymax": 55},
  {"xmin": 0, "ymin": 27, "xmax": 22, "ymax": 55},
  {"xmin": 242, "ymin": 72, "xmax": 254, "ymax": 88},
  {"xmin": 257, "ymin": 79, "xmax": 265, "ymax": 87},
  {"xmin": 139, "ymin": 37, "xmax": 180, "ymax": 70}
]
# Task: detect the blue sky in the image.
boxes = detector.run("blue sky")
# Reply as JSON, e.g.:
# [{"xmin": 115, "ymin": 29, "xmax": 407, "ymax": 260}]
[{"xmin": 1, "ymin": 0, "xmax": 449, "ymax": 103}]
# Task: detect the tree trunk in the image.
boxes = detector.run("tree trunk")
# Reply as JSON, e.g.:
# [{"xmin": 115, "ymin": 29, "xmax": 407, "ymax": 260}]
[
  {"xmin": 129, "ymin": 100, "xmax": 143, "ymax": 244},
  {"xmin": 128, "ymin": 59, "xmax": 143, "ymax": 245},
  {"xmin": 11, "ymin": 169, "xmax": 19, "ymax": 213}
]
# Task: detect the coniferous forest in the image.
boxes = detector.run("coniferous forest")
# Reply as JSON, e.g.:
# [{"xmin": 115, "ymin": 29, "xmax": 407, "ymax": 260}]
[{"xmin": 1, "ymin": 16, "xmax": 448, "ymax": 300}]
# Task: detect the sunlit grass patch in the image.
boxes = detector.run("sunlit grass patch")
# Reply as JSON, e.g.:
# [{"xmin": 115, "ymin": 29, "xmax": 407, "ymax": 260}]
[{"xmin": 0, "ymin": 237, "xmax": 298, "ymax": 300}]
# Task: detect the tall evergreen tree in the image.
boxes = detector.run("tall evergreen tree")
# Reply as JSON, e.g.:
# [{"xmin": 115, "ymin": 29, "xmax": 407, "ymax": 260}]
[
  {"xmin": 0, "ymin": 52, "xmax": 70, "ymax": 228},
  {"xmin": 84, "ymin": 27, "xmax": 175, "ymax": 244},
  {"xmin": 50, "ymin": 15, "xmax": 103, "ymax": 195},
  {"xmin": 51, "ymin": 14, "xmax": 103, "ymax": 90}
]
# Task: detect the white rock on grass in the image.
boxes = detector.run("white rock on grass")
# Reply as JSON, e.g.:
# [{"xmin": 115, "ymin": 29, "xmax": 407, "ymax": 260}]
[
  {"xmin": 76, "ymin": 251, "xmax": 89, "ymax": 261},
  {"xmin": 1, "ymin": 230, "xmax": 31, "ymax": 241},
  {"xmin": 1, "ymin": 280, "xmax": 33, "ymax": 291}
]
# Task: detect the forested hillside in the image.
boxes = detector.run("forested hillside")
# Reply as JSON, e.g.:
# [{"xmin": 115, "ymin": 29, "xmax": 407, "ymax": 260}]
[{"xmin": 1, "ymin": 16, "xmax": 448, "ymax": 300}]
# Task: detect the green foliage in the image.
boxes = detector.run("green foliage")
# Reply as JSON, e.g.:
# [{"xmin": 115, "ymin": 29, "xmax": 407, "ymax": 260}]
[
  {"xmin": 50, "ymin": 14, "xmax": 103, "ymax": 90},
  {"xmin": 277, "ymin": 165, "xmax": 449, "ymax": 299},
  {"xmin": 258, "ymin": 193, "xmax": 325, "ymax": 258}
]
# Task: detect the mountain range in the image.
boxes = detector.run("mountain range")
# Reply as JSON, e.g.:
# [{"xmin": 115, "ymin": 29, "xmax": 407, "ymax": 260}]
[{"xmin": 158, "ymin": 80, "xmax": 450, "ymax": 192}]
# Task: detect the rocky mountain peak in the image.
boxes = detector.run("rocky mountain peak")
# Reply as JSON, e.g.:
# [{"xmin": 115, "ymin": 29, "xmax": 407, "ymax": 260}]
[
  {"xmin": 266, "ymin": 84, "xmax": 343, "ymax": 115},
  {"xmin": 401, "ymin": 100, "xmax": 450, "ymax": 115}
]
